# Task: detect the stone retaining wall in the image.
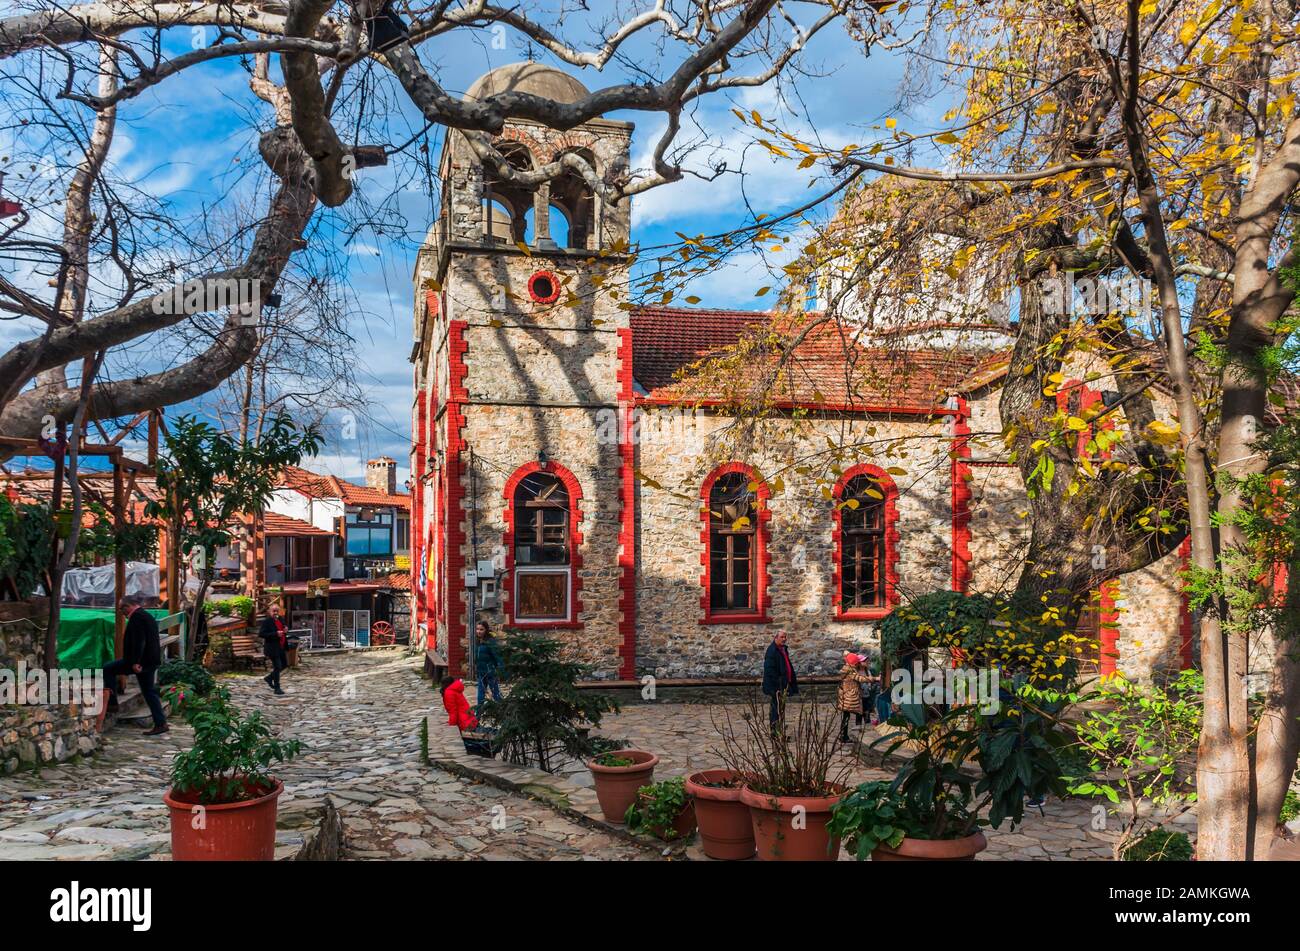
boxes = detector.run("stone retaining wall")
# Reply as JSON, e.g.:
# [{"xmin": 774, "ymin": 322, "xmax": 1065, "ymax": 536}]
[{"xmin": 0, "ymin": 599, "xmax": 100, "ymax": 774}]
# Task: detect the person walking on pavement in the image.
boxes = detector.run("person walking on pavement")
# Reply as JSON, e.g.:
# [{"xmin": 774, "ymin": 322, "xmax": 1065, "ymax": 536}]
[
  {"xmin": 96, "ymin": 595, "xmax": 168, "ymax": 735},
  {"xmin": 762, "ymin": 630, "xmax": 799, "ymax": 731},
  {"xmin": 259, "ymin": 602, "xmax": 289, "ymax": 696},
  {"xmin": 474, "ymin": 619, "xmax": 504, "ymax": 711}
]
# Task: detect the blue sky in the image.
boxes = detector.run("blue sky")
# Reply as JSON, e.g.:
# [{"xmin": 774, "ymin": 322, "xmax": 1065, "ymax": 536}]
[{"xmin": 2, "ymin": 9, "xmax": 931, "ymax": 485}]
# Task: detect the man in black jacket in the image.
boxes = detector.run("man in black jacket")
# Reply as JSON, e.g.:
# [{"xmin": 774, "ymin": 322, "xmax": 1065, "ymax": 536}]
[
  {"xmin": 762, "ymin": 630, "xmax": 799, "ymax": 730},
  {"xmin": 97, "ymin": 595, "xmax": 167, "ymax": 735}
]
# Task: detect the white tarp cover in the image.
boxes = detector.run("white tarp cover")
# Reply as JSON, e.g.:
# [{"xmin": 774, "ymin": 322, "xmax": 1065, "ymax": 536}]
[{"xmin": 62, "ymin": 561, "xmax": 161, "ymax": 601}]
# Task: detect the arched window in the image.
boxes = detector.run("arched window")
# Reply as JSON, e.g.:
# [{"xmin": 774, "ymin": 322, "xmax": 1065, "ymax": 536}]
[
  {"xmin": 701, "ymin": 463, "xmax": 771, "ymax": 623},
  {"xmin": 483, "ymin": 143, "xmax": 535, "ymax": 246},
  {"xmin": 549, "ymin": 149, "xmax": 597, "ymax": 249},
  {"xmin": 503, "ymin": 462, "xmax": 584, "ymax": 627},
  {"xmin": 833, "ymin": 465, "xmax": 899, "ymax": 619}
]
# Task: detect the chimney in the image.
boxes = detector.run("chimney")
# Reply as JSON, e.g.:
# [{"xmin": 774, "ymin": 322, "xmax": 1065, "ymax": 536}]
[{"xmin": 366, "ymin": 457, "xmax": 397, "ymax": 495}]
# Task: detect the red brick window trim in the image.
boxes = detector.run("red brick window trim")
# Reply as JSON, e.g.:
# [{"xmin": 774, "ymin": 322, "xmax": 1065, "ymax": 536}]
[
  {"xmin": 833, "ymin": 464, "xmax": 900, "ymax": 621},
  {"xmin": 700, "ymin": 462, "xmax": 772, "ymax": 625},
  {"xmin": 503, "ymin": 461, "xmax": 584, "ymax": 630},
  {"xmin": 527, "ymin": 269, "xmax": 561, "ymax": 305}
]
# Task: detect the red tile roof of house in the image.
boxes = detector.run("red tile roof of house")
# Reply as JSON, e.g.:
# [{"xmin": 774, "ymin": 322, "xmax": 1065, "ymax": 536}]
[
  {"xmin": 278, "ymin": 465, "xmax": 410, "ymax": 510},
  {"xmin": 264, "ymin": 512, "xmax": 333, "ymax": 536},
  {"xmin": 629, "ymin": 306, "xmax": 1010, "ymax": 410},
  {"xmin": 382, "ymin": 570, "xmax": 411, "ymax": 591}
]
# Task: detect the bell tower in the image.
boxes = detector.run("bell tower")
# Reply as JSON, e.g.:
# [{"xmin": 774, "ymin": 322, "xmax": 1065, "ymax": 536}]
[{"xmin": 411, "ymin": 63, "xmax": 637, "ymax": 680}]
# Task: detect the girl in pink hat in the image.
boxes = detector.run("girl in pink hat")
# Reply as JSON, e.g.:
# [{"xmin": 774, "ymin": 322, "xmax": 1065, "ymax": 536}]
[{"xmin": 837, "ymin": 651, "xmax": 878, "ymax": 743}]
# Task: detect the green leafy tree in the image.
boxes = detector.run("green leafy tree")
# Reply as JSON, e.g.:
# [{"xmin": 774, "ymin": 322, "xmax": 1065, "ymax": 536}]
[
  {"xmin": 477, "ymin": 631, "xmax": 619, "ymax": 773},
  {"xmin": 145, "ymin": 412, "xmax": 321, "ymax": 657},
  {"xmin": 1068, "ymin": 670, "xmax": 1202, "ymax": 860}
]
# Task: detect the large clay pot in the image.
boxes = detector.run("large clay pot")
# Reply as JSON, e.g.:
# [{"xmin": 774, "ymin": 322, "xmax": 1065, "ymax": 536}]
[
  {"xmin": 587, "ymin": 750, "xmax": 658, "ymax": 823},
  {"xmin": 163, "ymin": 778, "xmax": 283, "ymax": 861},
  {"xmin": 740, "ymin": 784, "xmax": 845, "ymax": 861},
  {"xmin": 871, "ymin": 831, "xmax": 988, "ymax": 861},
  {"xmin": 686, "ymin": 769, "xmax": 756, "ymax": 860}
]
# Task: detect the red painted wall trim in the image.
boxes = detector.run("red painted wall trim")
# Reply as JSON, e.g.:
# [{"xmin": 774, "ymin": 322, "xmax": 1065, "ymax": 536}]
[
  {"xmin": 445, "ymin": 319, "xmax": 469, "ymax": 676},
  {"xmin": 1099, "ymin": 579, "xmax": 1120, "ymax": 677},
  {"xmin": 949, "ymin": 398, "xmax": 973, "ymax": 593},
  {"xmin": 832, "ymin": 464, "xmax": 901, "ymax": 621},
  {"xmin": 616, "ymin": 327, "xmax": 637, "ymax": 678},
  {"xmin": 638, "ymin": 395, "xmax": 948, "ymax": 417},
  {"xmin": 1177, "ymin": 537, "xmax": 1194, "ymax": 670},
  {"xmin": 1057, "ymin": 380, "xmax": 1122, "ymax": 676},
  {"xmin": 411, "ymin": 389, "xmax": 426, "ymax": 646},
  {"xmin": 501, "ymin": 460, "xmax": 585, "ymax": 630},
  {"xmin": 699, "ymin": 462, "xmax": 772, "ymax": 624}
]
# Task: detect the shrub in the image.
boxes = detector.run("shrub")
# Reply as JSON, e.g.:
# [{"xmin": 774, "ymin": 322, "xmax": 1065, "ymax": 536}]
[
  {"xmin": 158, "ymin": 659, "xmax": 215, "ymax": 697},
  {"xmin": 477, "ymin": 631, "xmax": 618, "ymax": 772},
  {"xmin": 625, "ymin": 777, "xmax": 693, "ymax": 840},
  {"xmin": 169, "ymin": 687, "xmax": 300, "ymax": 804},
  {"xmin": 712, "ymin": 690, "xmax": 851, "ymax": 798},
  {"xmin": 1121, "ymin": 828, "xmax": 1194, "ymax": 862},
  {"xmin": 1280, "ymin": 789, "xmax": 1299, "ymax": 825},
  {"xmin": 878, "ymin": 590, "xmax": 1084, "ymax": 689},
  {"xmin": 204, "ymin": 595, "xmax": 254, "ymax": 620}
]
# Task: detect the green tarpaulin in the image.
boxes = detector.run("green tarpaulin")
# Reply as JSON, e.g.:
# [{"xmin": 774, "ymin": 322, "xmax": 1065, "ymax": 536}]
[{"xmin": 56, "ymin": 608, "xmax": 170, "ymax": 670}]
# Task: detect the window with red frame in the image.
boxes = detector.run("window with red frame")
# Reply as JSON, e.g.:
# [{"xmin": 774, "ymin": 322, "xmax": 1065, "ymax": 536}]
[
  {"xmin": 707, "ymin": 471, "xmax": 758, "ymax": 614},
  {"xmin": 839, "ymin": 473, "xmax": 887, "ymax": 612},
  {"xmin": 512, "ymin": 471, "xmax": 571, "ymax": 620}
]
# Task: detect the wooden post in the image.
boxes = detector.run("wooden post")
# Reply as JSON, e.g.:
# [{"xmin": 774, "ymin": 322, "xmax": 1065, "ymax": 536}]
[{"xmin": 113, "ymin": 460, "xmax": 126, "ymax": 661}]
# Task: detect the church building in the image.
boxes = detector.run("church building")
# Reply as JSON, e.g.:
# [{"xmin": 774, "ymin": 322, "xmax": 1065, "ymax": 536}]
[{"xmin": 408, "ymin": 63, "xmax": 1198, "ymax": 684}]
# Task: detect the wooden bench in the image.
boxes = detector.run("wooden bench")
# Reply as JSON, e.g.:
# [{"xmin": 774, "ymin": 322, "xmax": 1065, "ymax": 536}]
[{"xmin": 230, "ymin": 633, "xmax": 268, "ymax": 670}]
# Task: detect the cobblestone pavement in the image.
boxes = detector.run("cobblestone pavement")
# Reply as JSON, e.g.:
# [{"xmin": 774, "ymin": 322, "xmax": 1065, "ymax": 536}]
[
  {"xmin": 0, "ymin": 651, "xmax": 1199, "ymax": 861},
  {"xmin": 0, "ymin": 650, "xmax": 653, "ymax": 861}
]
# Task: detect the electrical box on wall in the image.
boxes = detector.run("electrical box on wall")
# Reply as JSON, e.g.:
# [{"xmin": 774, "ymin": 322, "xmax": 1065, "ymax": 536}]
[{"xmin": 479, "ymin": 578, "xmax": 498, "ymax": 608}]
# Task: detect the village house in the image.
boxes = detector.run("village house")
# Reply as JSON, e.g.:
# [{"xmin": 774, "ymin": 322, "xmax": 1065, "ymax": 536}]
[{"xmin": 408, "ymin": 62, "xmax": 1207, "ymax": 685}]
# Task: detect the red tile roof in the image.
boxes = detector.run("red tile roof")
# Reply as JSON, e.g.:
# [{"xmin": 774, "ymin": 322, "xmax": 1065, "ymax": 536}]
[
  {"xmin": 278, "ymin": 465, "xmax": 410, "ymax": 510},
  {"xmin": 629, "ymin": 307, "xmax": 1009, "ymax": 410},
  {"xmin": 264, "ymin": 512, "xmax": 333, "ymax": 536},
  {"xmin": 382, "ymin": 570, "xmax": 411, "ymax": 591}
]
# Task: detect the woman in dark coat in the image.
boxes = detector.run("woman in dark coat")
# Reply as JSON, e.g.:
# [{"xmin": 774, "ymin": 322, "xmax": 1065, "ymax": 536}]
[{"xmin": 259, "ymin": 603, "xmax": 289, "ymax": 695}]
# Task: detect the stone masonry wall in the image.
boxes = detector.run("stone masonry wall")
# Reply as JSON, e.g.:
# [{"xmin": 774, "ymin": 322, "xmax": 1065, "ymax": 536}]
[
  {"xmin": 0, "ymin": 600, "xmax": 100, "ymax": 774},
  {"xmin": 633, "ymin": 410, "xmax": 955, "ymax": 680}
]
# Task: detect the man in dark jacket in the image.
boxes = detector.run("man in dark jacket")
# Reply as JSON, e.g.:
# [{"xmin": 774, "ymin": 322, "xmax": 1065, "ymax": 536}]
[
  {"xmin": 97, "ymin": 595, "xmax": 167, "ymax": 735},
  {"xmin": 762, "ymin": 630, "xmax": 799, "ymax": 730},
  {"xmin": 259, "ymin": 602, "xmax": 289, "ymax": 696}
]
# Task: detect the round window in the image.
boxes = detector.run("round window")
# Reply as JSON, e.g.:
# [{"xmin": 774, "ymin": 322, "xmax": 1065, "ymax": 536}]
[{"xmin": 527, "ymin": 270, "xmax": 561, "ymax": 304}]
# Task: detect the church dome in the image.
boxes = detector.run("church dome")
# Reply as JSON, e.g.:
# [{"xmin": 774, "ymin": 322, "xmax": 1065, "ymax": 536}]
[{"xmin": 464, "ymin": 62, "xmax": 590, "ymax": 104}]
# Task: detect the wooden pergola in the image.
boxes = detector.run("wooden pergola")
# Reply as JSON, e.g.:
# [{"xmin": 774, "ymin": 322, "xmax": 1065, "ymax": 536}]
[{"xmin": 0, "ymin": 409, "xmax": 162, "ymax": 663}]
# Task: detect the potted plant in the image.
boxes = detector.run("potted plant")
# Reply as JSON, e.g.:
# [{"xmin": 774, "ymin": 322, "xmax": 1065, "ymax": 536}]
[
  {"xmin": 830, "ymin": 676, "xmax": 1072, "ymax": 860},
  {"xmin": 588, "ymin": 749, "xmax": 659, "ymax": 823},
  {"xmin": 685, "ymin": 769, "xmax": 755, "ymax": 859},
  {"xmin": 625, "ymin": 776, "xmax": 696, "ymax": 842},
  {"xmin": 714, "ymin": 692, "xmax": 850, "ymax": 861},
  {"xmin": 162, "ymin": 686, "xmax": 301, "ymax": 860}
]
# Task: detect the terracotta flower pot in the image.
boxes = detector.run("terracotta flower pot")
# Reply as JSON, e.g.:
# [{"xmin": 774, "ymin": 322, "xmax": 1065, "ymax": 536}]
[
  {"xmin": 587, "ymin": 750, "xmax": 658, "ymax": 823},
  {"xmin": 163, "ymin": 778, "xmax": 283, "ymax": 861},
  {"xmin": 637, "ymin": 792, "xmax": 697, "ymax": 842},
  {"xmin": 740, "ymin": 784, "xmax": 845, "ymax": 861},
  {"xmin": 686, "ymin": 769, "xmax": 756, "ymax": 860},
  {"xmin": 871, "ymin": 831, "xmax": 988, "ymax": 861}
]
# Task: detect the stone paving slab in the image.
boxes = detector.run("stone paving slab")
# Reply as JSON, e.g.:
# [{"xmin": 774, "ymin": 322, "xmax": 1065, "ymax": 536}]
[{"xmin": 0, "ymin": 651, "xmax": 656, "ymax": 861}]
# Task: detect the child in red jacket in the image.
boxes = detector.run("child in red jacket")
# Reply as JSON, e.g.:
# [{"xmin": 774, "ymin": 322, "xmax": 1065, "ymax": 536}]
[{"xmin": 441, "ymin": 676, "xmax": 479, "ymax": 732}]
